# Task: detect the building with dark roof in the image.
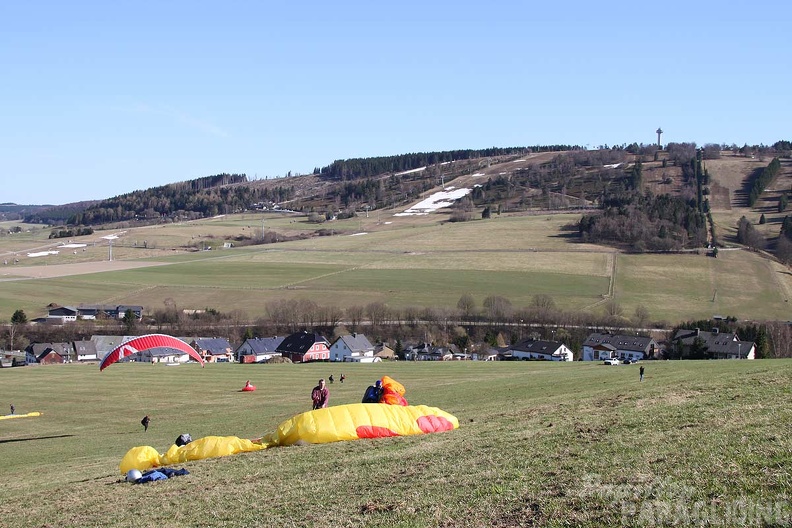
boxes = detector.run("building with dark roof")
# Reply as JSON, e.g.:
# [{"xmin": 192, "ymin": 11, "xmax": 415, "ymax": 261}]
[
  {"xmin": 672, "ymin": 328, "xmax": 755, "ymax": 359},
  {"xmin": 192, "ymin": 337, "xmax": 235, "ymax": 363},
  {"xmin": 276, "ymin": 331, "xmax": 330, "ymax": 363},
  {"xmin": 235, "ymin": 337, "xmax": 285, "ymax": 363},
  {"xmin": 329, "ymin": 333, "xmax": 375, "ymax": 362},
  {"xmin": 506, "ymin": 339, "xmax": 574, "ymax": 361},
  {"xmin": 582, "ymin": 333, "xmax": 658, "ymax": 361}
]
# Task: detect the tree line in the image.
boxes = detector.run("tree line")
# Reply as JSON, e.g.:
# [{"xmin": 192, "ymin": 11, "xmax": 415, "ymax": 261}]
[
  {"xmin": 63, "ymin": 175, "xmax": 296, "ymax": 226},
  {"xmin": 315, "ymin": 146, "xmax": 578, "ymax": 182},
  {"xmin": 748, "ymin": 158, "xmax": 781, "ymax": 207}
]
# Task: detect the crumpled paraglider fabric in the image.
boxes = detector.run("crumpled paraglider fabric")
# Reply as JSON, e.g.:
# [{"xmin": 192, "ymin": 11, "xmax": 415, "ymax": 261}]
[
  {"xmin": 0, "ymin": 411, "xmax": 42, "ymax": 421},
  {"xmin": 119, "ymin": 404, "xmax": 458, "ymax": 474},
  {"xmin": 120, "ymin": 436, "xmax": 266, "ymax": 474},
  {"xmin": 379, "ymin": 376, "xmax": 408, "ymax": 406},
  {"xmin": 135, "ymin": 467, "xmax": 190, "ymax": 484}
]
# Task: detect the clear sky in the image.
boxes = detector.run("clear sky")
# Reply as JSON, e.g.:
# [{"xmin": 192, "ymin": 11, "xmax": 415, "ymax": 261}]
[{"xmin": 2, "ymin": 1, "xmax": 790, "ymax": 205}]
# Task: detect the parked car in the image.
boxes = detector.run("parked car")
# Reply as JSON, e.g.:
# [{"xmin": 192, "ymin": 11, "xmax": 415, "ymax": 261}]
[
  {"xmin": 603, "ymin": 358, "xmax": 620, "ymax": 365},
  {"xmin": 622, "ymin": 359, "xmax": 632, "ymax": 365}
]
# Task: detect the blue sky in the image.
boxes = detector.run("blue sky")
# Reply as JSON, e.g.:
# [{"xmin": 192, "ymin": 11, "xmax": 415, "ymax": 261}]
[{"xmin": 2, "ymin": 1, "xmax": 790, "ymax": 205}]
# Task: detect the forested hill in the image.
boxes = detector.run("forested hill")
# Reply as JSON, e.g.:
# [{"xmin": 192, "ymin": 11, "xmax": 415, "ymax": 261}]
[
  {"xmin": 316, "ymin": 145, "xmax": 577, "ymax": 180},
  {"xmin": 22, "ymin": 201, "xmax": 101, "ymax": 225},
  {"xmin": 62, "ymin": 173, "xmax": 266, "ymax": 225}
]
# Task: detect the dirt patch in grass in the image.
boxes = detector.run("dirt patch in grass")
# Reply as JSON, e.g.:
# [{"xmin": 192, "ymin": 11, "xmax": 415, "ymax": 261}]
[{"xmin": 0, "ymin": 259, "xmax": 170, "ymax": 280}]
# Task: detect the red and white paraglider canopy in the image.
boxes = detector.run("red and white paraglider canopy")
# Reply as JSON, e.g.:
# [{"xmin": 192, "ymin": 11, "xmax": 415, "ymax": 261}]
[{"xmin": 99, "ymin": 334, "xmax": 205, "ymax": 371}]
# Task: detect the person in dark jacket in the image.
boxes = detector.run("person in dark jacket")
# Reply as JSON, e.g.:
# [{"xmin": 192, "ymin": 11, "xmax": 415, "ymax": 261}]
[
  {"xmin": 639, "ymin": 365, "xmax": 645, "ymax": 382},
  {"xmin": 362, "ymin": 380, "xmax": 383, "ymax": 403},
  {"xmin": 141, "ymin": 415, "xmax": 150, "ymax": 432}
]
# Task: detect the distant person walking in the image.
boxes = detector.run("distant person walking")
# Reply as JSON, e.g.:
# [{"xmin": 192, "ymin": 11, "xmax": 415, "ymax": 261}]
[
  {"xmin": 340, "ymin": 373, "xmax": 346, "ymax": 384},
  {"xmin": 328, "ymin": 374, "xmax": 334, "ymax": 384},
  {"xmin": 311, "ymin": 379, "xmax": 329, "ymax": 410},
  {"xmin": 141, "ymin": 415, "xmax": 150, "ymax": 432},
  {"xmin": 639, "ymin": 366, "xmax": 645, "ymax": 382},
  {"xmin": 10, "ymin": 404, "xmax": 15, "ymax": 415}
]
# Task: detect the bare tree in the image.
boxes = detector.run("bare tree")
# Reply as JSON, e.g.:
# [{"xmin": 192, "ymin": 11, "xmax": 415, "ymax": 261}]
[
  {"xmin": 633, "ymin": 305, "xmax": 650, "ymax": 327},
  {"xmin": 457, "ymin": 294, "xmax": 477, "ymax": 319},
  {"xmin": 346, "ymin": 305, "xmax": 365, "ymax": 330},
  {"xmin": 483, "ymin": 296, "xmax": 513, "ymax": 322},
  {"xmin": 365, "ymin": 302, "xmax": 389, "ymax": 328},
  {"xmin": 604, "ymin": 301, "xmax": 624, "ymax": 318}
]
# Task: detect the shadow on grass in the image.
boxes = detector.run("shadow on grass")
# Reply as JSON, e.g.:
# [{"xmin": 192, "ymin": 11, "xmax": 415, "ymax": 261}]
[{"xmin": 0, "ymin": 434, "xmax": 74, "ymax": 444}]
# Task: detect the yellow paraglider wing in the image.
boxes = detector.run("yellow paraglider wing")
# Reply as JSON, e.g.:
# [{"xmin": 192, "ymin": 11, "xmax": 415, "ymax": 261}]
[{"xmin": 119, "ymin": 404, "xmax": 458, "ymax": 474}]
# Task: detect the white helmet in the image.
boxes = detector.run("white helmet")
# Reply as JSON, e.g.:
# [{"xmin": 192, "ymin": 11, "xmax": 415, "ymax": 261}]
[{"xmin": 126, "ymin": 469, "xmax": 143, "ymax": 483}]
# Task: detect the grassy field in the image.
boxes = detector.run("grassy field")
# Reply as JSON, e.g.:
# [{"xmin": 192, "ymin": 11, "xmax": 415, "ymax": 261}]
[
  {"xmin": 1, "ymin": 360, "xmax": 790, "ymax": 527},
  {"xmin": 1, "ymin": 210, "xmax": 790, "ymax": 322}
]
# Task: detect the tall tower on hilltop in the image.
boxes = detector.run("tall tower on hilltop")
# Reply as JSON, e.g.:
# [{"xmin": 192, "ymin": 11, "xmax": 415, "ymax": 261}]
[{"xmin": 656, "ymin": 127, "xmax": 663, "ymax": 148}]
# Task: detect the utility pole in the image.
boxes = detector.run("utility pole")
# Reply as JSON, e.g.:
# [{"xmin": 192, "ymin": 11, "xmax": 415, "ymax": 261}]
[{"xmin": 656, "ymin": 127, "xmax": 663, "ymax": 149}]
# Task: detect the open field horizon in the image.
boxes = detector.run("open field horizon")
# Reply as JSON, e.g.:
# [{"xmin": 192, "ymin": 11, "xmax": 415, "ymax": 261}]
[{"xmin": 1, "ymin": 360, "xmax": 790, "ymax": 527}]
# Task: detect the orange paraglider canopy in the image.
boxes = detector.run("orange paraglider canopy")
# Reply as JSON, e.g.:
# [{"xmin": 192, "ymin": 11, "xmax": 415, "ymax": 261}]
[{"xmin": 380, "ymin": 375, "xmax": 408, "ymax": 405}]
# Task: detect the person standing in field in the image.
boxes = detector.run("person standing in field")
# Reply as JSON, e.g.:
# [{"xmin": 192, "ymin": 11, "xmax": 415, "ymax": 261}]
[
  {"xmin": 311, "ymin": 379, "xmax": 329, "ymax": 410},
  {"xmin": 340, "ymin": 373, "xmax": 346, "ymax": 383},
  {"xmin": 10, "ymin": 404, "xmax": 15, "ymax": 415},
  {"xmin": 141, "ymin": 415, "xmax": 150, "ymax": 432},
  {"xmin": 639, "ymin": 365, "xmax": 645, "ymax": 382}
]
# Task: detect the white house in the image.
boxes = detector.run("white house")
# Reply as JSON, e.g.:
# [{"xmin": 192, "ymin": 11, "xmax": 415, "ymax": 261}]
[
  {"xmin": 581, "ymin": 333, "xmax": 658, "ymax": 361},
  {"xmin": 329, "ymin": 333, "xmax": 376, "ymax": 362},
  {"xmin": 235, "ymin": 336, "xmax": 285, "ymax": 363},
  {"xmin": 73, "ymin": 340, "xmax": 98, "ymax": 361},
  {"xmin": 507, "ymin": 339, "xmax": 574, "ymax": 361}
]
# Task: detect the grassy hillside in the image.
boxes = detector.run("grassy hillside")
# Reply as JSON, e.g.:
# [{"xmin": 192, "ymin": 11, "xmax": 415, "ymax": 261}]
[
  {"xmin": 1, "ymin": 211, "xmax": 790, "ymax": 322},
  {"xmin": 1, "ymin": 360, "xmax": 790, "ymax": 527},
  {"xmin": 1, "ymin": 153, "xmax": 790, "ymax": 323}
]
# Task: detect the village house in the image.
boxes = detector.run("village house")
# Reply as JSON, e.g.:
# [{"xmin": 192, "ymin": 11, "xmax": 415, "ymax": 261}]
[
  {"xmin": 235, "ymin": 337, "xmax": 285, "ymax": 363},
  {"xmin": 672, "ymin": 328, "xmax": 755, "ymax": 359},
  {"xmin": 329, "ymin": 333, "xmax": 377, "ymax": 362},
  {"xmin": 91, "ymin": 335, "xmax": 135, "ymax": 362},
  {"xmin": 133, "ymin": 345, "xmax": 193, "ymax": 364},
  {"xmin": 29, "ymin": 342, "xmax": 73, "ymax": 364},
  {"xmin": 47, "ymin": 304, "xmax": 144, "ymax": 322},
  {"xmin": 373, "ymin": 343, "xmax": 396, "ymax": 361},
  {"xmin": 507, "ymin": 339, "xmax": 574, "ymax": 361},
  {"xmin": 582, "ymin": 333, "xmax": 658, "ymax": 362},
  {"xmin": 276, "ymin": 331, "xmax": 330, "ymax": 363},
  {"xmin": 73, "ymin": 340, "xmax": 98, "ymax": 362},
  {"xmin": 46, "ymin": 306, "xmax": 78, "ymax": 323},
  {"xmin": 191, "ymin": 337, "xmax": 235, "ymax": 363}
]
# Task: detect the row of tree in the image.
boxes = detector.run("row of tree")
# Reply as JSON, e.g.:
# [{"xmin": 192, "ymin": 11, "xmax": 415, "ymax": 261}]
[
  {"xmin": 61, "ymin": 175, "xmax": 297, "ymax": 226},
  {"xmin": 748, "ymin": 158, "xmax": 781, "ymax": 207},
  {"xmin": 316, "ymin": 146, "xmax": 577, "ymax": 181}
]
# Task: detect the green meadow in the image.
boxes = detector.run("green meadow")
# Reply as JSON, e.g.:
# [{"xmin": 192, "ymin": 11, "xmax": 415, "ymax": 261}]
[
  {"xmin": 1, "ymin": 212, "xmax": 790, "ymax": 322},
  {"xmin": 1, "ymin": 360, "xmax": 790, "ymax": 527}
]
